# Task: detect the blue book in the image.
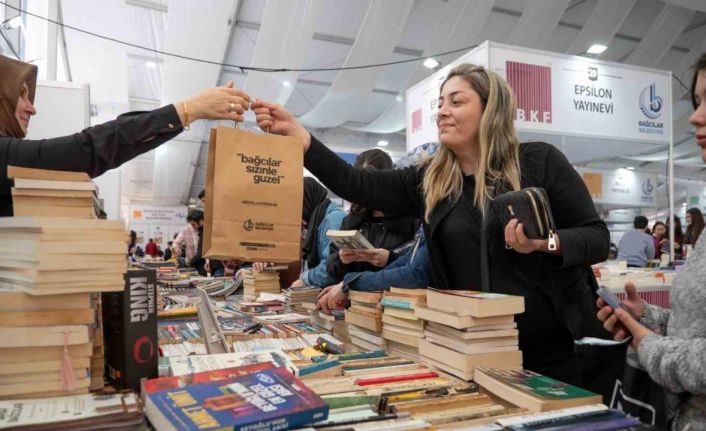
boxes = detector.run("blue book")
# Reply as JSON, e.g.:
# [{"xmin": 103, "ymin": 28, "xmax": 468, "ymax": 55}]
[
  {"xmin": 146, "ymin": 367, "xmax": 329, "ymax": 430},
  {"xmin": 380, "ymin": 298, "xmax": 414, "ymax": 310}
]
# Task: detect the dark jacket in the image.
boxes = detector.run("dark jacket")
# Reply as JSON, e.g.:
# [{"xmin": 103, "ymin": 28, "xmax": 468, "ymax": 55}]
[
  {"xmin": 305, "ymin": 136, "xmax": 609, "ymax": 347},
  {"xmin": 190, "ymin": 225, "xmax": 207, "ymax": 276},
  {"xmin": 327, "ymin": 211, "xmax": 420, "ymax": 282},
  {"xmin": 0, "ymin": 105, "xmax": 183, "ymax": 216}
]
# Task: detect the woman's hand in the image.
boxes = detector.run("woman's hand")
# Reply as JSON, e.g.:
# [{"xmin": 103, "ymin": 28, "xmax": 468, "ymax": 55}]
[
  {"xmin": 614, "ymin": 308, "xmax": 655, "ymax": 350},
  {"xmin": 290, "ymin": 278, "xmax": 305, "ymax": 288},
  {"xmin": 596, "ymin": 281, "xmax": 646, "ymax": 342},
  {"xmin": 504, "ymin": 219, "xmax": 558, "ymax": 254},
  {"xmin": 339, "ymin": 248, "xmax": 390, "ymax": 267},
  {"xmin": 317, "ymin": 283, "xmax": 347, "ymax": 314},
  {"xmin": 252, "ymin": 262, "xmax": 273, "ymax": 273},
  {"xmin": 251, "ymin": 99, "xmax": 311, "ymax": 151},
  {"xmin": 177, "ymin": 81, "xmax": 250, "ymax": 124}
]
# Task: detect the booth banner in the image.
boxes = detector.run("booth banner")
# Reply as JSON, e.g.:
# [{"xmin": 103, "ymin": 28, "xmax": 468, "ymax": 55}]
[
  {"xmin": 576, "ymin": 167, "xmax": 657, "ymax": 208},
  {"xmin": 406, "ymin": 41, "xmax": 672, "ymax": 152},
  {"xmin": 129, "ymin": 205, "xmax": 188, "ymax": 225},
  {"xmin": 489, "ymin": 44, "xmax": 671, "ymax": 143},
  {"xmin": 686, "ymin": 184, "xmax": 706, "ymax": 212}
]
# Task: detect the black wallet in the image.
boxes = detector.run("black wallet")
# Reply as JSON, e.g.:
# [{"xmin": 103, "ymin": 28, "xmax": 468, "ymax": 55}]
[{"xmin": 494, "ymin": 187, "xmax": 557, "ymax": 250}]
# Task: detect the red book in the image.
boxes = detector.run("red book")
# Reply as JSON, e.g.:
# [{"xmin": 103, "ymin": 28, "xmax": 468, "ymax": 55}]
[
  {"xmin": 355, "ymin": 371, "xmax": 439, "ymax": 386},
  {"xmin": 141, "ymin": 362, "xmax": 275, "ymax": 394}
]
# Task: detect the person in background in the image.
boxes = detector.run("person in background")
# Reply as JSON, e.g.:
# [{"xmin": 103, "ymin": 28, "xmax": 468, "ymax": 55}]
[
  {"xmin": 163, "ymin": 241, "xmax": 173, "ymax": 261},
  {"xmin": 325, "ymin": 149, "xmax": 420, "ymax": 283},
  {"xmin": 597, "ymin": 53, "xmax": 706, "ymax": 430},
  {"xmin": 253, "ymin": 63, "xmax": 609, "ymax": 386},
  {"xmin": 666, "ymin": 215, "xmax": 684, "ymax": 260},
  {"xmin": 683, "ymin": 207, "xmax": 705, "ymax": 256},
  {"xmin": 617, "ymin": 216, "xmax": 655, "ymax": 267},
  {"xmin": 173, "ymin": 209, "xmax": 203, "ymax": 262},
  {"xmin": 128, "ymin": 230, "xmax": 137, "ymax": 256},
  {"xmin": 145, "ymin": 238, "xmax": 158, "ymax": 258},
  {"xmin": 294, "ymin": 178, "xmax": 345, "ymax": 288},
  {"xmin": 318, "ymin": 231, "xmax": 431, "ymax": 313},
  {"xmin": 652, "ymin": 221, "xmax": 668, "ymax": 259},
  {"xmin": 0, "ymin": 54, "xmax": 250, "ymax": 216}
]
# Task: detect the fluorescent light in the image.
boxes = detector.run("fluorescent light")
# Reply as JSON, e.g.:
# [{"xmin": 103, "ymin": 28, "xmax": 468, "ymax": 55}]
[
  {"xmin": 3, "ymin": 16, "xmax": 22, "ymax": 29},
  {"xmin": 377, "ymin": 140, "xmax": 389, "ymax": 147},
  {"xmin": 146, "ymin": 61, "xmax": 157, "ymax": 69},
  {"xmin": 586, "ymin": 44, "xmax": 607, "ymax": 55},
  {"xmin": 423, "ymin": 58, "xmax": 440, "ymax": 69},
  {"xmin": 282, "ymin": 81, "xmax": 291, "ymax": 88},
  {"xmin": 625, "ymin": 166, "xmax": 635, "ymax": 171},
  {"xmin": 396, "ymin": 95, "xmax": 403, "ymax": 102}
]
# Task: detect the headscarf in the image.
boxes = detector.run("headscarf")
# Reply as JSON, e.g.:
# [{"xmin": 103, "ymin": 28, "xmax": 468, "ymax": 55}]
[
  {"xmin": 301, "ymin": 177, "xmax": 331, "ymax": 268},
  {"xmin": 0, "ymin": 55, "xmax": 37, "ymax": 138}
]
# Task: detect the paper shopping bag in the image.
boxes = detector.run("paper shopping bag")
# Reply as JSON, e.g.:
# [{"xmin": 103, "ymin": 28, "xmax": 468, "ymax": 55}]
[{"xmin": 203, "ymin": 126, "xmax": 303, "ymax": 262}]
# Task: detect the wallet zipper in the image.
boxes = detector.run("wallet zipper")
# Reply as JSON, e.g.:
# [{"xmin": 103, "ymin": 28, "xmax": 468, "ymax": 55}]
[
  {"xmin": 523, "ymin": 189, "xmax": 545, "ymax": 238},
  {"xmin": 529, "ymin": 188, "xmax": 557, "ymax": 251}
]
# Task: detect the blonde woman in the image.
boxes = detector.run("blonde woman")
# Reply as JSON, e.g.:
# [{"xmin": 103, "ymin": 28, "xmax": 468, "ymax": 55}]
[{"xmin": 252, "ymin": 64, "xmax": 609, "ymax": 386}]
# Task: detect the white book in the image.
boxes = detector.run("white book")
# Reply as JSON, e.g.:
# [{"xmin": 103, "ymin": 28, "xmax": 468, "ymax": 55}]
[
  {"xmin": 326, "ymin": 229, "xmax": 375, "ymax": 250},
  {"xmin": 0, "ymin": 392, "xmax": 140, "ymax": 428},
  {"xmin": 168, "ymin": 349, "xmax": 298, "ymax": 376}
]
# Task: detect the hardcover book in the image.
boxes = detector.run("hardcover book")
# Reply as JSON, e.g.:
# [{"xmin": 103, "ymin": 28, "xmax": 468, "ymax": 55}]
[
  {"xmin": 474, "ymin": 368, "xmax": 602, "ymax": 412},
  {"xmin": 145, "ymin": 367, "xmax": 329, "ymax": 431}
]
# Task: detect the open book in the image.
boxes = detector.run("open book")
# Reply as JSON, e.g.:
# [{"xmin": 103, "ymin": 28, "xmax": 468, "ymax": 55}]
[{"xmin": 326, "ymin": 229, "xmax": 375, "ymax": 250}]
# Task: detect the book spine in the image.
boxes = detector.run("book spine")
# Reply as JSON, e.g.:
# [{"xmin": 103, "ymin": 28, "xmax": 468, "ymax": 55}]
[
  {"xmin": 298, "ymin": 359, "xmax": 341, "ymax": 377},
  {"xmin": 381, "ymin": 299, "xmax": 414, "ymax": 310}
]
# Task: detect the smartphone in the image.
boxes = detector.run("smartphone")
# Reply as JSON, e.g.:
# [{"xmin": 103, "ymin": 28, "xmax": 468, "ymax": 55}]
[{"xmin": 597, "ymin": 286, "xmax": 640, "ymax": 320}]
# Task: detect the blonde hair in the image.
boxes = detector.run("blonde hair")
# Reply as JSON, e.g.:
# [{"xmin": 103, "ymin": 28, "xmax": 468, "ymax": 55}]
[{"xmin": 421, "ymin": 64, "xmax": 521, "ymax": 221}]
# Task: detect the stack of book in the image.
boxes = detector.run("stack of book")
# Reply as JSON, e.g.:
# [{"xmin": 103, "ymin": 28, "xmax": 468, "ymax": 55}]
[
  {"xmin": 283, "ymin": 285, "xmax": 320, "ymax": 311},
  {"xmin": 9, "ymin": 166, "xmax": 100, "ymax": 218},
  {"xmin": 344, "ymin": 291, "xmax": 385, "ymax": 351},
  {"xmin": 416, "ymin": 289, "xmax": 524, "ymax": 380},
  {"xmin": 380, "ymin": 288, "xmax": 427, "ymax": 360},
  {"xmin": 0, "ymin": 217, "xmax": 127, "ymax": 294},
  {"xmin": 241, "ymin": 269, "xmax": 281, "ymax": 301},
  {"xmin": 0, "ymin": 216, "xmax": 128, "ymax": 399},
  {"xmin": 0, "ymin": 392, "xmax": 145, "ymax": 429},
  {"xmin": 0, "ymin": 292, "xmax": 95, "ymax": 399}
]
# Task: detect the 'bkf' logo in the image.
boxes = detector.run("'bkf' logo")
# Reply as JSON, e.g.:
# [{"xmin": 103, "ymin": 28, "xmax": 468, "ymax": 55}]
[
  {"xmin": 506, "ymin": 61, "xmax": 552, "ymax": 124},
  {"xmin": 639, "ymin": 83, "xmax": 662, "ymax": 120}
]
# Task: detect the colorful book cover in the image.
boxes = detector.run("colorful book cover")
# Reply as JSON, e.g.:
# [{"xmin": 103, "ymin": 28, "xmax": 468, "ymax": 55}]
[
  {"xmin": 479, "ymin": 368, "xmax": 599, "ymax": 400},
  {"xmin": 142, "ymin": 363, "xmax": 275, "ymax": 394},
  {"xmin": 146, "ymin": 367, "xmax": 329, "ymax": 431}
]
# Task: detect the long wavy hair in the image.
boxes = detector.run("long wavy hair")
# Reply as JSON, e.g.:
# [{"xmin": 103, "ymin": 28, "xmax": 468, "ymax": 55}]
[{"xmin": 421, "ymin": 64, "xmax": 521, "ymax": 221}]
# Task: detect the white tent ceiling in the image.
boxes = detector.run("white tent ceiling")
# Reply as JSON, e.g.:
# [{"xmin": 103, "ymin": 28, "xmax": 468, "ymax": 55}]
[{"xmin": 3, "ymin": 0, "xmax": 706, "ymax": 208}]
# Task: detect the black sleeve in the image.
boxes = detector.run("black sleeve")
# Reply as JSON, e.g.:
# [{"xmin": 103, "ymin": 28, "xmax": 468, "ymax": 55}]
[
  {"xmin": 305, "ymin": 136, "xmax": 424, "ymax": 218},
  {"xmin": 0, "ymin": 105, "xmax": 183, "ymax": 179},
  {"xmin": 542, "ymin": 146, "xmax": 610, "ymax": 267}
]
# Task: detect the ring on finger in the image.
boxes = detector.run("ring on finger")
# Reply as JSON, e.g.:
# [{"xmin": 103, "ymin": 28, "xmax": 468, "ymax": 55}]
[{"xmin": 229, "ymin": 102, "xmax": 236, "ymax": 113}]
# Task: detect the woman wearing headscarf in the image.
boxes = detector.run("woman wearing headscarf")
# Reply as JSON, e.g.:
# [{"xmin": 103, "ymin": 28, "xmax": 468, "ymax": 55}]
[
  {"xmin": 0, "ymin": 54, "xmax": 250, "ymax": 216},
  {"xmin": 295, "ymin": 177, "xmax": 345, "ymax": 288}
]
